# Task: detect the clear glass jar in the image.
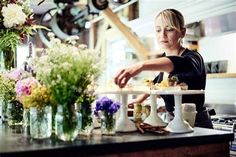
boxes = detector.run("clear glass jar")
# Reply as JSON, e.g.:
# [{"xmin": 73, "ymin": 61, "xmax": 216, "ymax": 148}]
[
  {"xmin": 30, "ymin": 106, "xmax": 52, "ymax": 139},
  {"xmin": 78, "ymin": 103, "xmax": 94, "ymax": 136},
  {"xmin": 0, "ymin": 100, "xmax": 3, "ymax": 124},
  {"xmin": 1, "ymin": 101, "xmax": 8, "ymax": 123},
  {"xmin": 22, "ymin": 109, "xmax": 30, "ymax": 136},
  {"xmin": 55, "ymin": 105, "xmax": 80, "ymax": 141},
  {"xmin": 7, "ymin": 101, "xmax": 23, "ymax": 126},
  {"xmin": 101, "ymin": 111, "xmax": 116, "ymax": 135}
]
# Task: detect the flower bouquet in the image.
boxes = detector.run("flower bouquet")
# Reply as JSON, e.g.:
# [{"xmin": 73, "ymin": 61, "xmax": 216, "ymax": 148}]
[
  {"xmin": 94, "ymin": 96, "xmax": 120, "ymax": 135},
  {"xmin": 0, "ymin": 68, "xmax": 30, "ymax": 125},
  {"xmin": 0, "ymin": 0, "xmax": 46, "ymax": 70},
  {"xmin": 33, "ymin": 33, "xmax": 101, "ymax": 140},
  {"xmin": 16, "ymin": 76, "xmax": 39, "ymax": 107},
  {"xmin": 15, "ymin": 76, "xmax": 38, "ymax": 134},
  {"xmin": 20, "ymin": 81, "xmax": 53, "ymax": 139},
  {"xmin": 76, "ymin": 93, "xmax": 95, "ymax": 136}
]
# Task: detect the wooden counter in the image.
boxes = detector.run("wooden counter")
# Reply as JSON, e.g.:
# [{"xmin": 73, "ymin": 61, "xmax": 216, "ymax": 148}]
[{"xmin": 0, "ymin": 124, "xmax": 234, "ymax": 157}]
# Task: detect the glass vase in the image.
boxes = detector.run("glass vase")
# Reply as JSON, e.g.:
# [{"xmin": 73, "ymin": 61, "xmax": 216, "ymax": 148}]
[
  {"xmin": 22, "ymin": 109, "xmax": 30, "ymax": 136},
  {"xmin": 30, "ymin": 106, "xmax": 52, "ymax": 139},
  {"xmin": 101, "ymin": 112, "xmax": 116, "ymax": 135},
  {"xmin": 55, "ymin": 105, "xmax": 80, "ymax": 141},
  {"xmin": 78, "ymin": 103, "xmax": 94, "ymax": 136},
  {"xmin": 1, "ymin": 100, "xmax": 8, "ymax": 123},
  {"xmin": 7, "ymin": 101, "xmax": 24, "ymax": 126},
  {"xmin": 78, "ymin": 111, "xmax": 94, "ymax": 136},
  {"xmin": 2, "ymin": 46, "xmax": 16, "ymax": 70}
]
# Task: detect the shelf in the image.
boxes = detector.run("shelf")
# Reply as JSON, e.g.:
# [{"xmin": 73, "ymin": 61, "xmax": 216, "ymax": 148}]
[{"xmin": 207, "ymin": 73, "xmax": 236, "ymax": 79}]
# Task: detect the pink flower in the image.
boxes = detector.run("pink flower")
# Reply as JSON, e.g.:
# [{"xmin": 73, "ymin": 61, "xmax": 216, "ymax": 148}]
[
  {"xmin": 16, "ymin": 77, "xmax": 39, "ymax": 102},
  {"xmin": 4, "ymin": 69, "xmax": 23, "ymax": 81}
]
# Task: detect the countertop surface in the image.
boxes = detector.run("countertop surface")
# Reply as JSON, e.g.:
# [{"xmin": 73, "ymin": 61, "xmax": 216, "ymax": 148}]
[{"xmin": 0, "ymin": 124, "xmax": 234, "ymax": 157}]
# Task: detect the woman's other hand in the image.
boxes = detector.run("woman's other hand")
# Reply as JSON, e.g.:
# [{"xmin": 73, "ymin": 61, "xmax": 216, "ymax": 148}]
[{"xmin": 128, "ymin": 94, "xmax": 150, "ymax": 109}]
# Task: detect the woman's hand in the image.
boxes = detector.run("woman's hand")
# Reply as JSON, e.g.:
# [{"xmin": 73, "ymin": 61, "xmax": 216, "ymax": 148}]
[
  {"xmin": 114, "ymin": 63, "xmax": 143, "ymax": 88},
  {"xmin": 128, "ymin": 94, "xmax": 150, "ymax": 109}
]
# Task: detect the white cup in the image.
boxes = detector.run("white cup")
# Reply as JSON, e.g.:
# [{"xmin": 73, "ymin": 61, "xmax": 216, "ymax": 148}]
[{"xmin": 182, "ymin": 103, "xmax": 197, "ymax": 127}]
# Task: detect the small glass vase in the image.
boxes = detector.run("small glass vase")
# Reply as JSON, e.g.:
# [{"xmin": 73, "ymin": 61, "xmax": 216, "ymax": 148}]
[
  {"xmin": 2, "ymin": 46, "xmax": 16, "ymax": 70},
  {"xmin": 55, "ymin": 105, "xmax": 80, "ymax": 141},
  {"xmin": 30, "ymin": 106, "xmax": 52, "ymax": 139},
  {"xmin": 78, "ymin": 112, "xmax": 94, "ymax": 136},
  {"xmin": 22, "ymin": 109, "xmax": 30, "ymax": 136},
  {"xmin": 78, "ymin": 102, "xmax": 94, "ymax": 136},
  {"xmin": 101, "ymin": 112, "xmax": 116, "ymax": 135},
  {"xmin": 0, "ymin": 100, "xmax": 3, "ymax": 124},
  {"xmin": 7, "ymin": 101, "xmax": 24, "ymax": 126},
  {"xmin": 1, "ymin": 101, "xmax": 8, "ymax": 123}
]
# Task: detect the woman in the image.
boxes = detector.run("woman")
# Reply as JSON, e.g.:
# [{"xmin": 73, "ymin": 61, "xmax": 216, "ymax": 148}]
[{"xmin": 114, "ymin": 9, "xmax": 213, "ymax": 128}]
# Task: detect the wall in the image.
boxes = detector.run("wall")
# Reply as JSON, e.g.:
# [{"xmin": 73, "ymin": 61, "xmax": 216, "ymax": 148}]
[
  {"xmin": 129, "ymin": 0, "xmax": 236, "ymax": 37},
  {"xmin": 205, "ymin": 78, "xmax": 236, "ymax": 105},
  {"xmin": 199, "ymin": 33, "xmax": 236, "ymax": 73},
  {"xmin": 198, "ymin": 33, "xmax": 236, "ymax": 106}
]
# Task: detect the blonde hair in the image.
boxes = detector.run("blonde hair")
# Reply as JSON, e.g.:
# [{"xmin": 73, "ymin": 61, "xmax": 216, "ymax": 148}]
[{"xmin": 155, "ymin": 9, "xmax": 185, "ymax": 31}]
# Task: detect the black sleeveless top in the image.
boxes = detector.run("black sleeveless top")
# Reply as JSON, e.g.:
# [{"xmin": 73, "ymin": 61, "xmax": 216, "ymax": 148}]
[{"xmin": 152, "ymin": 49, "xmax": 206, "ymax": 113}]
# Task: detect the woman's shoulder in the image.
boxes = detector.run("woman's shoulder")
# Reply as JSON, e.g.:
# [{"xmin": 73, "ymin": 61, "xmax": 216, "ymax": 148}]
[{"xmin": 182, "ymin": 48, "xmax": 203, "ymax": 57}]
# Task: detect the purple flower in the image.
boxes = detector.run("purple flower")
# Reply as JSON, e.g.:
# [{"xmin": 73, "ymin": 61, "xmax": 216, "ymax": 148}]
[
  {"xmin": 94, "ymin": 96, "xmax": 120, "ymax": 116},
  {"xmin": 108, "ymin": 102, "xmax": 120, "ymax": 115},
  {"xmin": 95, "ymin": 96, "xmax": 113, "ymax": 110}
]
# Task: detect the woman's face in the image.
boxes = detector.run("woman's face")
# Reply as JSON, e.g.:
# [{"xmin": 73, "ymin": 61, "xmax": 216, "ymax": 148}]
[{"xmin": 155, "ymin": 16, "xmax": 185, "ymax": 50}]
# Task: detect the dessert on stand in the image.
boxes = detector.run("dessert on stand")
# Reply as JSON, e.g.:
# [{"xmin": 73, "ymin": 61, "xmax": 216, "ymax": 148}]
[{"xmin": 96, "ymin": 85, "xmax": 204, "ymax": 133}]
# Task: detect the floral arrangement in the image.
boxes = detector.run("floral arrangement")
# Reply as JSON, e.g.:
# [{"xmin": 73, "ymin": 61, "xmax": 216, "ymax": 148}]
[
  {"xmin": 0, "ymin": 74, "xmax": 16, "ymax": 102},
  {"xmin": 94, "ymin": 96, "xmax": 120, "ymax": 132},
  {"xmin": 0, "ymin": 68, "xmax": 29, "ymax": 102},
  {"xmin": 4, "ymin": 68, "xmax": 25, "ymax": 81},
  {"xmin": 94, "ymin": 96, "xmax": 120, "ymax": 116},
  {"xmin": 76, "ymin": 93, "xmax": 95, "ymax": 131},
  {"xmin": 15, "ymin": 76, "xmax": 44, "ymax": 109},
  {"xmin": 21, "ymin": 84, "xmax": 52, "ymax": 110},
  {"xmin": 33, "ymin": 33, "xmax": 101, "ymax": 107},
  {"xmin": 0, "ymin": 68, "xmax": 31, "ymax": 125},
  {"xmin": 33, "ymin": 33, "xmax": 102, "ymax": 138},
  {"xmin": 0, "ymin": 0, "xmax": 45, "ymax": 69}
]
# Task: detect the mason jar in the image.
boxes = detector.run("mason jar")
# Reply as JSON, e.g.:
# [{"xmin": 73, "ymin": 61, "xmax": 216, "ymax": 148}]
[
  {"xmin": 100, "ymin": 111, "xmax": 116, "ymax": 135},
  {"xmin": 55, "ymin": 105, "xmax": 80, "ymax": 141},
  {"xmin": 7, "ymin": 101, "xmax": 24, "ymax": 126},
  {"xmin": 30, "ymin": 106, "xmax": 52, "ymax": 139}
]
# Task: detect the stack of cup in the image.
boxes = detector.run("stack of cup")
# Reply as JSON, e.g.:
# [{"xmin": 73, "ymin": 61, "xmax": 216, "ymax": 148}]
[
  {"xmin": 182, "ymin": 103, "xmax": 197, "ymax": 127},
  {"xmin": 133, "ymin": 103, "xmax": 142, "ymax": 122}
]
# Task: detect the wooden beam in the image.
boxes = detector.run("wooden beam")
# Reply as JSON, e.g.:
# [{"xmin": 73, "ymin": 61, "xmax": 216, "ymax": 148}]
[
  {"xmin": 101, "ymin": 7, "xmax": 149, "ymax": 60},
  {"xmin": 95, "ymin": 21, "xmax": 109, "ymax": 52},
  {"xmin": 89, "ymin": 22, "xmax": 96, "ymax": 49}
]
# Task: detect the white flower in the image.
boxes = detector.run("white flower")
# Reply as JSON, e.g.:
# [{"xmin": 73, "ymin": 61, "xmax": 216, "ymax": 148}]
[
  {"xmin": 78, "ymin": 44, "xmax": 87, "ymax": 49},
  {"xmin": 33, "ymin": 35, "xmax": 101, "ymax": 105},
  {"xmin": 2, "ymin": 3, "xmax": 27, "ymax": 28},
  {"xmin": 47, "ymin": 32, "xmax": 55, "ymax": 39},
  {"xmin": 66, "ymin": 35, "xmax": 80, "ymax": 45}
]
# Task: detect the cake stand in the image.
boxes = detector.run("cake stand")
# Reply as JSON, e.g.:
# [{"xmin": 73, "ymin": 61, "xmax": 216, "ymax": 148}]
[
  {"xmin": 95, "ymin": 89, "xmax": 146, "ymax": 132},
  {"xmin": 143, "ymin": 93, "xmax": 166, "ymax": 127},
  {"xmin": 115, "ymin": 93, "xmax": 137, "ymax": 132},
  {"xmin": 150, "ymin": 90, "xmax": 205, "ymax": 133},
  {"xmin": 96, "ymin": 88, "xmax": 204, "ymax": 133}
]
